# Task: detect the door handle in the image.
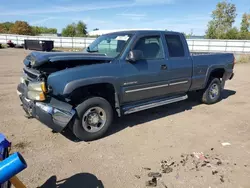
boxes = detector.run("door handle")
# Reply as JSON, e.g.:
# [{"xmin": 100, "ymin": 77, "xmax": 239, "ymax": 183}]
[{"xmin": 161, "ymin": 64, "xmax": 167, "ymax": 70}]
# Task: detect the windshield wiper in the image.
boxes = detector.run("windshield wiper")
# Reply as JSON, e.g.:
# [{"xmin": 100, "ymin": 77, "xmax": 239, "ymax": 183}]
[{"xmin": 86, "ymin": 46, "xmax": 98, "ymax": 53}]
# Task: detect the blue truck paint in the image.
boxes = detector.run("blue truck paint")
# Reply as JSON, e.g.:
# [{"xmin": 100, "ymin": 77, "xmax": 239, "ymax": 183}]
[
  {"xmin": 17, "ymin": 30, "xmax": 234, "ymax": 134},
  {"xmin": 47, "ymin": 62, "xmax": 121, "ymax": 96},
  {"xmin": 190, "ymin": 53, "xmax": 234, "ymax": 90},
  {"xmin": 25, "ymin": 51, "xmax": 110, "ymax": 67}
]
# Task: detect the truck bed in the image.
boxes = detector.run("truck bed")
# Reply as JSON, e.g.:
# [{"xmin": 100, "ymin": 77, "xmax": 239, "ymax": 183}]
[
  {"xmin": 190, "ymin": 53, "xmax": 234, "ymax": 90},
  {"xmin": 192, "ymin": 52, "xmax": 234, "ymax": 67}
]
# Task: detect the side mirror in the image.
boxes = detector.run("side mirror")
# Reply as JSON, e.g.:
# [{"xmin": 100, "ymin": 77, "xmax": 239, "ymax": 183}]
[{"xmin": 126, "ymin": 50, "xmax": 143, "ymax": 63}]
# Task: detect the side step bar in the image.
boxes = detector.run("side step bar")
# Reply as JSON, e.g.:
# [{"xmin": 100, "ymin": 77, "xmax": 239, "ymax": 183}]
[{"xmin": 123, "ymin": 95, "xmax": 188, "ymax": 115}]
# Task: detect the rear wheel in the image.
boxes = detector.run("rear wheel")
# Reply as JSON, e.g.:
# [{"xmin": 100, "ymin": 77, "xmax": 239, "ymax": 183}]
[
  {"xmin": 73, "ymin": 97, "xmax": 113, "ymax": 141},
  {"xmin": 201, "ymin": 78, "xmax": 222, "ymax": 104}
]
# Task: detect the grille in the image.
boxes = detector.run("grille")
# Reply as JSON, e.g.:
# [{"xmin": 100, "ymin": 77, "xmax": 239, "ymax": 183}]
[{"xmin": 23, "ymin": 67, "xmax": 39, "ymax": 81}]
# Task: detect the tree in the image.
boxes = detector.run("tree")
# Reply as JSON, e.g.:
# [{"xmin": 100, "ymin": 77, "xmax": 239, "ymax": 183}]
[
  {"xmin": 31, "ymin": 26, "xmax": 41, "ymax": 35},
  {"xmin": 10, "ymin": 21, "xmax": 33, "ymax": 35},
  {"xmin": 76, "ymin": 21, "xmax": 87, "ymax": 36},
  {"xmin": 224, "ymin": 27, "xmax": 239, "ymax": 39},
  {"xmin": 61, "ymin": 21, "xmax": 87, "ymax": 37},
  {"xmin": 240, "ymin": 13, "xmax": 250, "ymax": 33},
  {"xmin": 31, "ymin": 26, "xmax": 57, "ymax": 35},
  {"xmin": 206, "ymin": 1, "xmax": 237, "ymax": 39},
  {"xmin": 47, "ymin": 28, "xmax": 57, "ymax": 34},
  {"xmin": 39, "ymin": 27, "xmax": 57, "ymax": 34},
  {"xmin": 239, "ymin": 13, "xmax": 250, "ymax": 39},
  {"xmin": 0, "ymin": 21, "xmax": 57, "ymax": 35},
  {"xmin": 0, "ymin": 22, "xmax": 14, "ymax": 33},
  {"xmin": 0, "ymin": 24, "xmax": 7, "ymax": 33},
  {"xmin": 185, "ymin": 29, "xmax": 194, "ymax": 39},
  {"xmin": 206, "ymin": 22, "xmax": 217, "ymax": 39},
  {"xmin": 62, "ymin": 23, "xmax": 76, "ymax": 37}
]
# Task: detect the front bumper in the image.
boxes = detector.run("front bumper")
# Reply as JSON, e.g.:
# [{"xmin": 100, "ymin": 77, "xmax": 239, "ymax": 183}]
[{"xmin": 17, "ymin": 83, "xmax": 75, "ymax": 132}]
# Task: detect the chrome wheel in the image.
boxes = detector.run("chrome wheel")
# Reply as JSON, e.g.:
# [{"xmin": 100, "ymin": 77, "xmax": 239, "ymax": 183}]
[
  {"xmin": 82, "ymin": 106, "xmax": 107, "ymax": 133},
  {"xmin": 209, "ymin": 83, "xmax": 219, "ymax": 99}
]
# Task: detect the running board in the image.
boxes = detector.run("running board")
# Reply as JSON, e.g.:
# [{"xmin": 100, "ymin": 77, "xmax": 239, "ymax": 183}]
[{"xmin": 123, "ymin": 95, "xmax": 188, "ymax": 115}]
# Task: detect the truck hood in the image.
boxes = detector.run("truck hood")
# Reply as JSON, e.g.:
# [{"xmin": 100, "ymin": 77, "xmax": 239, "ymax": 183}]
[{"xmin": 24, "ymin": 51, "xmax": 113, "ymax": 68}]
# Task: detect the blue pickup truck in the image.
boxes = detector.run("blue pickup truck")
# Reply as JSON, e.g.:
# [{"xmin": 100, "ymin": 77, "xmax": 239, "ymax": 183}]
[{"xmin": 17, "ymin": 30, "xmax": 234, "ymax": 141}]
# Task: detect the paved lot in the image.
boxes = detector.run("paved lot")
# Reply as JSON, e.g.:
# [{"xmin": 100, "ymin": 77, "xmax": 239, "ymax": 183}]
[{"xmin": 1, "ymin": 48, "xmax": 250, "ymax": 188}]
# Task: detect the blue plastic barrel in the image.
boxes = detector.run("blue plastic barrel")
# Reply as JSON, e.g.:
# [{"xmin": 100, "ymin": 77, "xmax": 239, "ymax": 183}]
[
  {"xmin": 0, "ymin": 133, "xmax": 10, "ymax": 151},
  {"xmin": 0, "ymin": 152, "xmax": 27, "ymax": 183}
]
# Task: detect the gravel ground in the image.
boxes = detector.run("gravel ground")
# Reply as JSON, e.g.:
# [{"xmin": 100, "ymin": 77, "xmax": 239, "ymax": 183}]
[{"xmin": 1, "ymin": 48, "xmax": 250, "ymax": 188}]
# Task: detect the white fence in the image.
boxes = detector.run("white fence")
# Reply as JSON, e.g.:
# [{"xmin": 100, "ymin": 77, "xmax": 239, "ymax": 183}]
[
  {"xmin": 187, "ymin": 39, "xmax": 250, "ymax": 53},
  {"xmin": 0, "ymin": 34, "xmax": 95, "ymax": 49},
  {"xmin": 1, "ymin": 34, "xmax": 250, "ymax": 53}
]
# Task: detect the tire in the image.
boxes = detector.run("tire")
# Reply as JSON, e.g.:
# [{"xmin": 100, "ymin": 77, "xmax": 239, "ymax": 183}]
[
  {"xmin": 72, "ymin": 97, "xmax": 113, "ymax": 141},
  {"xmin": 201, "ymin": 78, "xmax": 222, "ymax": 104}
]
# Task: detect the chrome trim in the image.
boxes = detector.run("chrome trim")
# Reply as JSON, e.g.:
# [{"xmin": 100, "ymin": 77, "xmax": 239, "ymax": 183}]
[
  {"xmin": 125, "ymin": 83, "xmax": 169, "ymax": 93},
  {"xmin": 36, "ymin": 102, "xmax": 75, "ymax": 126},
  {"xmin": 123, "ymin": 81, "xmax": 138, "ymax": 86},
  {"xmin": 17, "ymin": 90, "xmax": 22, "ymax": 96},
  {"xmin": 169, "ymin": 80, "xmax": 188, "ymax": 86},
  {"xmin": 53, "ymin": 108, "xmax": 75, "ymax": 125},
  {"xmin": 124, "ymin": 95, "xmax": 188, "ymax": 114},
  {"xmin": 36, "ymin": 102, "xmax": 53, "ymax": 114}
]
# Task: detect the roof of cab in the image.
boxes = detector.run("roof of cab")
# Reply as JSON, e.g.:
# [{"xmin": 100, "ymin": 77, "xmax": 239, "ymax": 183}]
[{"xmin": 103, "ymin": 30, "xmax": 181, "ymax": 35}]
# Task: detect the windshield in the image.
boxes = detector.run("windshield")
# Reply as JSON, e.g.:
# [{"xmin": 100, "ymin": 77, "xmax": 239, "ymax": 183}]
[{"xmin": 86, "ymin": 33, "xmax": 132, "ymax": 57}]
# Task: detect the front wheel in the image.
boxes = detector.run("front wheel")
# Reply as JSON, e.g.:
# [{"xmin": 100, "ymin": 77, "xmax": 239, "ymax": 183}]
[
  {"xmin": 201, "ymin": 78, "xmax": 222, "ymax": 104},
  {"xmin": 72, "ymin": 97, "xmax": 113, "ymax": 141}
]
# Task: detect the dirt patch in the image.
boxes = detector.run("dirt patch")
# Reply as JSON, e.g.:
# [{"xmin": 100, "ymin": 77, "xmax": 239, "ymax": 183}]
[
  {"xmin": 142, "ymin": 150, "xmax": 237, "ymax": 187},
  {"xmin": 13, "ymin": 141, "xmax": 30, "ymax": 150}
]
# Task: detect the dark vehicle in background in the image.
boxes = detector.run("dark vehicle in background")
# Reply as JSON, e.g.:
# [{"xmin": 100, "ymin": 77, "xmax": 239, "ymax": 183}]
[
  {"xmin": 17, "ymin": 30, "xmax": 235, "ymax": 141},
  {"xmin": 24, "ymin": 40, "xmax": 54, "ymax": 51}
]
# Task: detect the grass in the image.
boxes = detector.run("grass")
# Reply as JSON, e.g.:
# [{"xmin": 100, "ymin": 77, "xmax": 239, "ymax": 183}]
[
  {"xmin": 236, "ymin": 54, "xmax": 250, "ymax": 64},
  {"xmin": 0, "ymin": 44, "xmax": 7, "ymax": 48}
]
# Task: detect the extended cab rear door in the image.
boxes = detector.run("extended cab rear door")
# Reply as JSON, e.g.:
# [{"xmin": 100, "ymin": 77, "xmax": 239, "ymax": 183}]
[{"xmin": 163, "ymin": 33, "xmax": 192, "ymax": 94}]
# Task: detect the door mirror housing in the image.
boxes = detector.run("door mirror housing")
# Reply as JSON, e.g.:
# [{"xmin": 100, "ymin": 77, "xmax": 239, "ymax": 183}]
[{"xmin": 126, "ymin": 50, "xmax": 143, "ymax": 63}]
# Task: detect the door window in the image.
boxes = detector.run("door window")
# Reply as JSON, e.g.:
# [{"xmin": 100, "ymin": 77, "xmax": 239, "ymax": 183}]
[{"xmin": 133, "ymin": 36, "xmax": 164, "ymax": 59}]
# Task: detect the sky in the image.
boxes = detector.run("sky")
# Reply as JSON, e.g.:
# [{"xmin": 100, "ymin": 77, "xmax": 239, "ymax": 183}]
[{"xmin": 0, "ymin": 0, "xmax": 249, "ymax": 35}]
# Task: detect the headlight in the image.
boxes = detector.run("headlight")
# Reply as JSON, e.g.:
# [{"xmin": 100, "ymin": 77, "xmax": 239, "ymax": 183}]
[
  {"xmin": 41, "ymin": 82, "xmax": 47, "ymax": 93},
  {"xmin": 20, "ymin": 76, "xmax": 25, "ymax": 84},
  {"xmin": 30, "ymin": 60, "xmax": 36, "ymax": 66},
  {"xmin": 27, "ymin": 91, "xmax": 45, "ymax": 101},
  {"xmin": 28, "ymin": 82, "xmax": 47, "ymax": 92},
  {"xmin": 27, "ymin": 82, "xmax": 47, "ymax": 101}
]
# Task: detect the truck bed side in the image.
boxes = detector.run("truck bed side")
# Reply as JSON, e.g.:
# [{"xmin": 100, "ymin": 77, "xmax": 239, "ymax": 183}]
[{"xmin": 190, "ymin": 53, "xmax": 234, "ymax": 90}]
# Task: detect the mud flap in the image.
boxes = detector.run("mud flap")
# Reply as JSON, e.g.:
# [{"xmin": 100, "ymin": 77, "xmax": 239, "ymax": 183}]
[{"xmin": 221, "ymin": 73, "xmax": 227, "ymax": 90}]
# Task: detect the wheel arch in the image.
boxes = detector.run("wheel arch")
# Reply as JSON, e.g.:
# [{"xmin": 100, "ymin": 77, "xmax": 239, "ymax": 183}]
[
  {"xmin": 204, "ymin": 66, "xmax": 226, "ymax": 88},
  {"xmin": 64, "ymin": 77, "xmax": 121, "ymax": 116}
]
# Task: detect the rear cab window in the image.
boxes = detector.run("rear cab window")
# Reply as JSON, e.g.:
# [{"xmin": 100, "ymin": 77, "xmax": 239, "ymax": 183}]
[{"xmin": 165, "ymin": 34, "xmax": 185, "ymax": 57}]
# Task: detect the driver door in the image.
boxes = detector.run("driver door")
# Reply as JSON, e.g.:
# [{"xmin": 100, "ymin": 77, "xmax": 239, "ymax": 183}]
[{"xmin": 120, "ymin": 34, "xmax": 171, "ymax": 104}]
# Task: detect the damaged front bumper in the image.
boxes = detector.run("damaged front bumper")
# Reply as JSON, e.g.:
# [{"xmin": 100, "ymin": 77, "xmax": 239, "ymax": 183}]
[{"xmin": 17, "ymin": 83, "xmax": 75, "ymax": 132}]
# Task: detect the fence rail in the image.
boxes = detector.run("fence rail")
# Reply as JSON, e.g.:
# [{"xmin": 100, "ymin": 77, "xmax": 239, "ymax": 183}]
[{"xmin": 1, "ymin": 34, "xmax": 250, "ymax": 53}]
